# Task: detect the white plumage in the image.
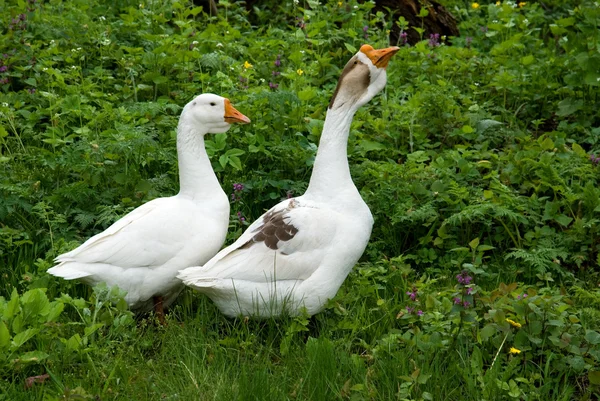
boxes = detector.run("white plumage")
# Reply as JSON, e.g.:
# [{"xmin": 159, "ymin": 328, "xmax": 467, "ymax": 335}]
[
  {"xmin": 48, "ymin": 94, "xmax": 250, "ymax": 317},
  {"xmin": 179, "ymin": 45, "xmax": 399, "ymax": 317}
]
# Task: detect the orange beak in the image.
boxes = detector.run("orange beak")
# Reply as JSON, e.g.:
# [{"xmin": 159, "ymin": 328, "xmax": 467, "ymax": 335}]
[
  {"xmin": 224, "ymin": 99, "xmax": 251, "ymax": 124},
  {"xmin": 360, "ymin": 44, "xmax": 400, "ymax": 69}
]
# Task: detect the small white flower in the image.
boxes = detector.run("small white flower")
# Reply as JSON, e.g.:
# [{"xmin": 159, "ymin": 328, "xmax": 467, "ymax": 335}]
[
  {"xmin": 42, "ymin": 67, "xmax": 48, "ymax": 71},
  {"xmin": 192, "ymin": 40, "xmax": 198, "ymax": 45},
  {"xmin": 71, "ymin": 66, "xmax": 77, "ymax": 70},
  {"xmin": 99, "ymin": 16, "xmax": 106, "ymax": 21},
  {"xmin": 102, "ymin": 39, "xmax": 111, "ymax": 46},
  {"xmin": 260, "ymin": 78, "xmax": 265, "ymax": 83},
  {"xmin": 475, "ymin": 82, "xmax": 480, "ymax": 86},
  {"xmin": 293, "ymin": 0, "xmax": 299, "ymax": 4},
  {"xmin": 77, "ymin": 47, "xmax": 81, "ymax": 51},
  {"xmin": 354, "ymin": 5, "xmax": 358, "ymax": 8},
  {"xmin": 216, "ymin": 43, "xmax": 223, "ymax": 47},
  {"xmin": 2, "ymin": 103, "xmax": 8, "ymax": 107},
  {"xmin": 50, "ymin": 40, "xmax": 55, "ymax": 45}
]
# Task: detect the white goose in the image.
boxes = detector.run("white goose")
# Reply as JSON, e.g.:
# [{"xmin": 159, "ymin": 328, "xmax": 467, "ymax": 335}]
[
  {"xmin": 178, "ymin": 45, "xmax": 399, "ymax": 318},
  {"xmin": 48, "ymin": 94, "xmax": 250, "ymax": 322}
]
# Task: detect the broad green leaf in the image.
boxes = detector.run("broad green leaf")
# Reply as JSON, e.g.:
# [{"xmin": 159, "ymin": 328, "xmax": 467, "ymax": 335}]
[
  {"xmin": 12, "ymin": 328, "xmax": 39, "ymax": 349},
  {"xmin": 469, "ymin": 237, "xmax": 480, "ymax": 250},
  {"xmin": 462, "ymin": 125, "xmax": 474, "ymax": 134},
  {"xmin": 298, "ymin": 88, "xmax": 317, "ymax": 101},
  {"xmin": 84, "ymin": 323, "xmax": 104, "ymax": 337},
  {"xmin": 589, "ymin": 371, "xmax": 600, "ymax": 385},
  {"xmin": 554, "ymin": 214, "xmax": 573, "ymax": 227},
  {"xmin": 539, "ymin": 136, "xmax": 554, "ymax": 150},
  {"xmin": 0, "ymin": 321, "xmax": 9, "ymax": 349},
  {"xmin": 357, "ymin": 140, "xmax": 386, "ymax": 153},
  {"xmin": 571, "ymin": 143, "xmax": 587, "ymax": 157},
  {"xmin": 21, "ymin": 289, "xmax": 51, "ymax": 318},
  {"xmin": 520, "ymin": 55, "xmax": 534, "ymax": 66},
  {"xmin": 480, "ymin": 324, "xmax": 496, "ymax": 342},
  {"xmin": 16, "ymin": 351, "xmax": 49, "ymax": 364},
  {"xmin": 46, "ymin": 302, "xmax": 64, "ymax": 322},
  {"xmin": 4, "ymin": 288, "xmax": 19, "ymax": 321}
]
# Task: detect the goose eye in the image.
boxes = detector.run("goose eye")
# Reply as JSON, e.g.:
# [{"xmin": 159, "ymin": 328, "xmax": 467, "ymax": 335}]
[
  {"xmin": 210, "ymin": 102, "xmax": 216, "ymax": 106},
  {"xmin": 353, "ymin": 61, "xmax": 358, "ymax": 65}
]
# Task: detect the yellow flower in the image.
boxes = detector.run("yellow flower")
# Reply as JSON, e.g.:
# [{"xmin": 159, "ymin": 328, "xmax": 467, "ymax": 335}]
[
  {"xmin": 518, "ymin": 2, "xmax": 526, "ymax": 7},
  {"xmin": 506, "ymin": 318, "xmax": 522, "ymax": 328},
  {"xmin": 296, "ymin": 68, "xmax": 304, "ymax": 76},
  {"xmin": 243, "ymin": 61, "xmax": 253, "ymax": 69},
  {"xmin": 509, "ymin": 347, "xmax": 521, "ymax": 354},
  {"xmin": 471, "ymin": 2, "xmax": 480, "ymax": 9},
  {"xmin": 496, "ymin": 1, "xmax": 501, "ymax": 5},
  {"xmin": 338, "ymin": 1, "xmax": 342, "ymax": 6}
]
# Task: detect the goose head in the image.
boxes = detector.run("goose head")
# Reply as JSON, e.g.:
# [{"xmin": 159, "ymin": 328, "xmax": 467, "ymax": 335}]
[
  {"xmin": 328, "ymin": 44, "xmax": 399, "ymax": 111},
  {"xmin": 180, "ymin": 93, "xmax": 251, "ymax": 134}
]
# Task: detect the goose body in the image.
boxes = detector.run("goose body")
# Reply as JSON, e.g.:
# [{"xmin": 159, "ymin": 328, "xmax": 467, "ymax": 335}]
[
  {"xmin": 179, "ymin": 45, "xmax": 398, "ymax": 317},
  {"xmin": 48, "ymin": 94, "xmax": 250, "ymax": 316}
]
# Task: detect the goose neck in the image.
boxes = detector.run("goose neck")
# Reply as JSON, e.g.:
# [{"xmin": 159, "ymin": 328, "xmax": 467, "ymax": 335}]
[
  {"xmin": 176, "ymin": 121, "xmax": 222, "ymax": 199},
  {"xmin": 305, "ymin": 106, "xmax": 357, "ymax": 198}
]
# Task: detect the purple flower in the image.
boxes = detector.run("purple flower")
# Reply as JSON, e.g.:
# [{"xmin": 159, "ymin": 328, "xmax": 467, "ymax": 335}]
[
  {"xmin": 591, "ymin": 154, "xmax": 600, "ymax": 165},
  {"xmin": 0, "ymin": 66, "xmax": 7, "ymax": 73},
  {"xmin": 239, "ymin": 76, "xmax": 247, "ymax": 83},
  {"xmin": 456, "ymin": 271, "xmax": 473, "ymax": 285},
  {"xmin": 272, "ymin": 71, "xmax": 280, "ymax": 76},
  {"xmin": 480, "ymin": 26, "xmax": 488, "ymax": 33},
  {"xmin": 406, "ymin": 306, "xmax": 414, "ymax": 313},
  {"xmin": 274, "ymin": 55, "xmax": 281, "ymax": 67},
  {"xmin": 428, "ymin": 33, "xmax": 440, "ymax": 47},
  {"xmin": 466, "ymin": 287, "xmax": 473, "ymax": 295},
  {"xmin": 19, "ymin": 13, "xmax": 27, "ymax": 21},
  {"xmin": 363, "ymin": 25, "xmax": 369, "ymax": 32},
  {"xmin": 463, "ymin": 300, "xmax": 471, "ymax": 308},
  {"xmin": 269, "ymin": 82, "xmax": 278, "ymax": 90},
  {"xmin": 233, "ymin": 183, "xmax": 244, "ymax": 191},
  {"xmin": 28, "ymin": 88, "xmax": 35, "ymax": 94},
  {"xmin": 0, "ymin": 78, "xmax": 9, "ymax": 84},
  {"xmin": 453, "ymin": 297, "xmax": 462, "ymax": 305},
  {"xmin": 406, "ymin": 287, "xmax": 418, "ymax": 301},
  {"xmin": 400, "ymin": 31, "xmax": 408, "ymax": 46},
  {"xmin": 417, "ymin": 310, "xmax": 423, "ymax": 316}
]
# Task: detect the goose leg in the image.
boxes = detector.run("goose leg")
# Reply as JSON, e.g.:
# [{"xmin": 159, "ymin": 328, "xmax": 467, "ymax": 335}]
[{"xmin": 153, "ymin": 295, "xmax": 166, "ymax": 325}]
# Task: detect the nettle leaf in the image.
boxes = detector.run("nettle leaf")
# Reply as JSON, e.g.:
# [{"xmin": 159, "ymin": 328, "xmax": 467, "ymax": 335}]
[
  {"xmin": 585, "ymin": 330, "xmax": 600, "ymax": 345},
  {"xmin": 556, "ymin": 98, "xmax": 584, "ymax": 117}
]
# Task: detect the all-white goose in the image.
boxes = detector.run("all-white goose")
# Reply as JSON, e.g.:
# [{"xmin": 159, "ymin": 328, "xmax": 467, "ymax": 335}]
[
  {"xmin": 48, "ymin": 94, "xmax": 250, "ymax": 322},
  {"xmin": 178, "ymin": 45, "xmax": 399, "ymax": 318}
]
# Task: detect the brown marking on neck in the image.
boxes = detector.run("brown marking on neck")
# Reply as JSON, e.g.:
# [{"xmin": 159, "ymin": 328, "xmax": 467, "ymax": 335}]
[{"xmin": 328, "ymin": 57, "xmax": 370, "ymax": 110}]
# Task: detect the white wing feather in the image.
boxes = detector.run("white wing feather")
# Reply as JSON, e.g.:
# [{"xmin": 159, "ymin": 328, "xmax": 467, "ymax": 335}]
[{"xmin": 179, "ymin": 198, "xmax": 338, "ymax": 285}]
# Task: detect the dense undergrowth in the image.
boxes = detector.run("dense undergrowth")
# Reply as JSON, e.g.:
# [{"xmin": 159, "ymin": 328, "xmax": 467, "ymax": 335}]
[{"xmin": 1, "ymin": 0, "xmax": 599, "ymax": 399}]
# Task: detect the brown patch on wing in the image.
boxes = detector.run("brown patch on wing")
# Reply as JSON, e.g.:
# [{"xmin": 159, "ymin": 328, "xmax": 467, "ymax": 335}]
[
  {"xmin": 240, "ymin": 208, "xmax": 299, "ymax": 250},
  {"xmin": 328, "ymin": 56, "xmax": 370, "ymax": 110}
]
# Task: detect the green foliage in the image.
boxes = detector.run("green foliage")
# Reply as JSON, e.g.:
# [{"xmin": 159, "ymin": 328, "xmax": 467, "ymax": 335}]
[{"xmin": 0, "ymin": 0, "xmax": 599, "ymax": 399}]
